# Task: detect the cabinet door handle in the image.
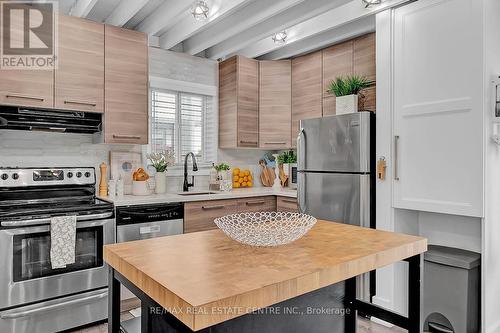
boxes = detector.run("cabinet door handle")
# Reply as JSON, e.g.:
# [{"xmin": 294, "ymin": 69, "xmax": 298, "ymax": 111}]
[
  {"xmin": 281, "ymin": 199, "xmax": 297, "ymax": 204},
  {"xmin": 239, "ymin": 140, "xmax": 257, "ymax": 145},
  {"xmin": 64, "ymin": 100, "xmax": 97, "ymax": 107},
  {"xmin": 245, "ymin": 200, "xmax": 265, "ymax": 205},
  {"xmin": 6, "ymin": 94, "xmax": 44, "ymax": 102},
  {"xmin": 394, "ymin": 135, "xmax": 400, "ymax": 181},
  {"xmin": 264, "ymin": 142, "xmax": 287, "ymax": 145},
  {"xmin": 202, "ymin": 205, "xmax": 225, "ymax": 210},
  {"xmin": 113, "ymin": 134, "xmax": 141, "ymax": 140}
]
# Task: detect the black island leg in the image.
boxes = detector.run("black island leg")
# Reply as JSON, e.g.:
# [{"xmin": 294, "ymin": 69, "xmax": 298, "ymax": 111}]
[
  {"xmin": 108, "ymin": 267, "xmax": 121, "ymax": 333},
  {"xmin": 343, "ymin": 254, "xmax": 422, "ymax": 333}
]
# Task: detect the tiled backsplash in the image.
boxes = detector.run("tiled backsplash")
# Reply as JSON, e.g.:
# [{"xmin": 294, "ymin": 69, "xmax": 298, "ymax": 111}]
[
  {"xmin": 0, "ymin": 130, "xmax": 140, "ymax": 170},
  {"xmin": 0, "ymin": 130, "xmax": 281, "ymax": 192}
]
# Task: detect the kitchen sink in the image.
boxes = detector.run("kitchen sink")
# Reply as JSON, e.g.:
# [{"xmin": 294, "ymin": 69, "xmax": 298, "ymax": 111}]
[{"xmin": 177, "ymin": 191, "xmax": 219, "ymax": 196}]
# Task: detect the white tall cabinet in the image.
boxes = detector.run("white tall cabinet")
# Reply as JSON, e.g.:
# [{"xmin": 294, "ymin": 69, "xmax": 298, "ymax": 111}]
[
  {"xmin": 376, "ymin": 0, "xmax": 500, "ymax": 332},
  {"xmin": 392, "ymin": 0, "xmax": 484, "ymax": 217}
]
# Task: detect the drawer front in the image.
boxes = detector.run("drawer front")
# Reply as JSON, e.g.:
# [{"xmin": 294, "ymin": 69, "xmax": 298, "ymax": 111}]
[
  {"xmin": 184, "ymin": 199, "xmax": 238, "ymax": 233},
  {"xmin": 237, "ymin": 196, "xmax": 276, "ymax": 213},
  {"xmin": 277, "ymin": 196, "xmax": 298, "ymax": 212}
]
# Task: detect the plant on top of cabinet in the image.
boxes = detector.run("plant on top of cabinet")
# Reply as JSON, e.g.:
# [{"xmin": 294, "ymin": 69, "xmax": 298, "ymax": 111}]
[
  {"xmin": 327, "ymin": 75, "xmax": 371, "ymax": 115},
  {"xmin": 219, "ymin": 55, "xmax": 259, "ymax": 148}
]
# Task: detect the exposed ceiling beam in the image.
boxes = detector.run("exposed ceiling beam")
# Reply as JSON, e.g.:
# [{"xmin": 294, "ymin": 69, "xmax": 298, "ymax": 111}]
[
  {"xmin": 237, "ymin": 0, "xmax": 410, "ymax": 59},
  {"xmin": 135, "ymin": 0, "xmax": 193, "ymax": 36},
  {"xmin": 259, "ymin": 16, "xmax": 375, "ymax": 60},
  {"xmin": 181, "ymin": 0, "xmax": 308, "ymax": 56},
  {"xmin": 69, "ymin": 0, "xmax": 99, "ymax": 17},
  {"xmin": 158, "ymin": 0, "xmax": 253, "ymax": 51},
  {"xmin": 105, "ymin": 0, "xmax": 150, "ymax": 27},
  {"xmin": 204, "ymin": 0, "xmax": 351, "ymax": 59}
]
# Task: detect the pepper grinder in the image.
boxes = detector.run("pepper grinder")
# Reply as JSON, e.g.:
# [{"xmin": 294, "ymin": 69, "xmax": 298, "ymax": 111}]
[{"xmin": 99, "ymin": 162, "xmax": 108, "ymax": 197}]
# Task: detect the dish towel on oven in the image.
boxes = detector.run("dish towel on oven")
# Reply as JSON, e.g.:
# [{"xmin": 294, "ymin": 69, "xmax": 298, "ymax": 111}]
[{"xmin": 50, "ymin": 215, "xmax": 77, "ymax": 269}]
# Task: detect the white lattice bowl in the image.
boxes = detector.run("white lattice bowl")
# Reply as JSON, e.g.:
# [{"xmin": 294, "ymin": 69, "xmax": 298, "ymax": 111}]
[{"xmin": 214, "ymin": 212, "xmax": 317, "ymax": 247}]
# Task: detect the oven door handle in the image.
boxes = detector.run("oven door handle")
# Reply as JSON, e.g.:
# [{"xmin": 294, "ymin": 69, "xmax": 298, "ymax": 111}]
[
  {"xmin": 1, "ymin": 212, "xmax": 114, "ymax": 227},
  {"xmin": 0, "ymin": 290, "xmax": 108, "ymax": 319}
]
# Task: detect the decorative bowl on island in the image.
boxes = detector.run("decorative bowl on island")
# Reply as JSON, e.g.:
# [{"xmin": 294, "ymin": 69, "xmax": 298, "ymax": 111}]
[{"xmin": 214, "ymin": 212, "xmax": 317, "ymax": 247}]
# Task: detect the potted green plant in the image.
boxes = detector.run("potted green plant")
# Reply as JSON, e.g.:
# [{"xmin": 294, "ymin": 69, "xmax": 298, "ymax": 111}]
[
  {"xmin": 327, "ymin": 74, "xmax": 371, "ymax": 115},
  {"xmin": 277, "ymin": 151, "xmax": 297, "ymax": 187},
  {"xmin": 214, "ymin": 162, "xmax": 231, "ymax": 191},
  {"xmin": 147, "ymin": 149, "xmax": 175, "ymax": 194}
]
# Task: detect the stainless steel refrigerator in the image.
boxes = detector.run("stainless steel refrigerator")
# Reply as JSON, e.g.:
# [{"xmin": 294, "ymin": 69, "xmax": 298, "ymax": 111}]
[{"xmin": 297, "ymin": 112, "xmax": 375, "ymax": 300}]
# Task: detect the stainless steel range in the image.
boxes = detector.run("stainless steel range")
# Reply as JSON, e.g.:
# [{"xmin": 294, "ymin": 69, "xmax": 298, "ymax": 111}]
[{"xmin": 0, "ymin": 167, "xmax": 115, "ymax": 333}]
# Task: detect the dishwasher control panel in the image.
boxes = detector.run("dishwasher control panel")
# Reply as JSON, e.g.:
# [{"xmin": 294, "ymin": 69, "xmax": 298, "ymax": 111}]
[{"xmin": 116, "ymin": 203, "xmax": 184, "ymax": 226}]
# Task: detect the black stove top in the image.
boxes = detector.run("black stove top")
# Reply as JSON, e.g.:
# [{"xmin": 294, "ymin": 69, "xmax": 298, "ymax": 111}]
[{"xmin": 0, "ymin": 167, "xmax": 113, "ymax": 221}]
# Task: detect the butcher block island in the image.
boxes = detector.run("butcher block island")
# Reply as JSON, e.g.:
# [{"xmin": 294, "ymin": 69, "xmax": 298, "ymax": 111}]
[{"xmin": 104, "ymin": 221, "xmax": 427, "ymax": 333}]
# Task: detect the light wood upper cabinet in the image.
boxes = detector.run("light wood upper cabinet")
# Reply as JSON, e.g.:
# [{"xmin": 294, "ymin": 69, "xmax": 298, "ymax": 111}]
[
  {"xmin": 0, "ymin": 9, "xmax": 53, "ymax": 109},
  {"xmin": 291, "ymin": 52, "xmax": 322, "ymax": 147},
  {"xmin": 259, "ymin": 60, "xmax": 292, "ymax": 149},
  {"xmin": 104, "ymin": 25, "xmax": 148, "ymax": 144},
  {"xmin": 354, "ymin": 33, "xmax": 376, "ymax": 112},
  {"xmin": 56, "ymin": 15, "xmax": 104, "ymax": 113},
  {"xmin": 219, "ymin": 56, "xmax": 259, "ymax": 148}
]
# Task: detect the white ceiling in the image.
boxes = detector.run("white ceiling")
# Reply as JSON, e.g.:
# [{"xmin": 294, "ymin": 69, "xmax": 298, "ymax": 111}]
[{"xmin": 57, "ymin": 0, "xmax": 409, "ymax": 60}]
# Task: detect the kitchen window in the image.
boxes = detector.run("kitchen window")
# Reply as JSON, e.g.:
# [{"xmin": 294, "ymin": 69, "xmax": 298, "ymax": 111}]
[{"xmin": 150, "ymin": 89, "xmax": 216, "ymax": 165}]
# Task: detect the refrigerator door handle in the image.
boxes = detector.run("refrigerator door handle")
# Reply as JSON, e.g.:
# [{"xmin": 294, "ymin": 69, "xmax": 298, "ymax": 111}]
[
  {"xmin": 394, "ymin": 135, "xmax": 400, "ymax": 180},
  {"xmin": 297, "ymin": 128, "xmax": 306, "ymax": 170},
  {"xmin": 297, "ymin": 172, "xmax": 306, "ymax": 213}
]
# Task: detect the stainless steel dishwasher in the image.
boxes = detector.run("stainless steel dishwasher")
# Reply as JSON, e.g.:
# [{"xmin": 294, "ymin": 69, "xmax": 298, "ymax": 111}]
[
  {"xmin": 116, "ymin": 203, "xmax": 183, "ymax": 333},
  {"xmin": 116, "ymin": 203, "xmax": 184, "ymax": 242}
]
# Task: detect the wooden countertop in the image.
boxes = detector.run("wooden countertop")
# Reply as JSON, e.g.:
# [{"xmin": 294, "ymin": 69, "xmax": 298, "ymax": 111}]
[{"xmin": 104, "ymin": 221, "xmax": 427, "ymax": 331}]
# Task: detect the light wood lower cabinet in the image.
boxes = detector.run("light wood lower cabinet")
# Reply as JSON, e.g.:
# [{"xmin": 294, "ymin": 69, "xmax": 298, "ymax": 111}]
[
  {"xmin": 104, "ymin": 25, "xmax": 148, "ymax": 144},
  {"xmin": 184, "ymin": 199, "xmax": 239, "ymax": 233},
  {"xmin": 55, "ymin": 15, "xmax": 104, "ymax": 113},
  {"xmin": 277, "ymin": 196, "xmax": 298, "ymax": 212},
  {"xmin": 237, "ymin": 196, "xmax": 276, "ymax": 213},
  {"xmin": 184, "ymin": 196, "xmax": 278, "ymax": 233}
]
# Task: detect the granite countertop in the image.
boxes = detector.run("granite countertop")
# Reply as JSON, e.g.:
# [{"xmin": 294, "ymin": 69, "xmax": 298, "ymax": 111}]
[{"xmin": 99, "ymin": 187, "xmax": 297, "ymax": 206}]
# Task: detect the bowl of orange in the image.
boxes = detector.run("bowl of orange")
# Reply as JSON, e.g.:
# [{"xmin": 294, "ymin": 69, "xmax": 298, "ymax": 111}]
[{"xmin": 232, "ymin": 168, "xmax": 253, "ymax": 188}]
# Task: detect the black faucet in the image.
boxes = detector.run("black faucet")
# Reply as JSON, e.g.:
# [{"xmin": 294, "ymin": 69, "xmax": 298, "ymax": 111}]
[{"xmin": 183, "ymin": 152, "xmax": 198, "ymax": 192}]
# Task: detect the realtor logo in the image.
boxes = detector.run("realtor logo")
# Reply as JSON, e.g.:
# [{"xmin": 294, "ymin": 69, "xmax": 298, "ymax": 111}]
[{"xmin": 0, "ymin": 1, "xmax": 58, "ymax": 70}]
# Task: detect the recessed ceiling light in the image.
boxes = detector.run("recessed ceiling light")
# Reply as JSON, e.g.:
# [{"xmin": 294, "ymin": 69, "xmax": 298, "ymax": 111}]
[
  {"xmin": 191, "ymin": 0, "xmax": 209, "ymax": 21},
  {"xmin": 362, "ymin": 0, "xmax": 382, "ymax": 8},
  {"xmin": 272, "ymin": 31, "xmax": 287, "ymax": 45}
]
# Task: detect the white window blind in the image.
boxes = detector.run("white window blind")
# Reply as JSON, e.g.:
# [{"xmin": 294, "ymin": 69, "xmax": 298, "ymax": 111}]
[{"xmin": 150, "ymin": 89, "xmax": 216, "ymax": 165}]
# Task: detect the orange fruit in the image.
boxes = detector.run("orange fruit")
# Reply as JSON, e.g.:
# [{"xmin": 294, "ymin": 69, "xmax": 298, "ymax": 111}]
[
  {"xmin": 244, "ymin": 170, "xmax": 250, "ymax": 176},
  {"xmin": 233, "ymin": 168, "xmax": 240, "ymax": 175},
  {"xmin": 244, "ymin": 176, "xmax": 248, "ymax": 182},
  {"xmin": 238, "ymin": 178, "xmax": 244, "ymax": 183},
  {"xmin": 233, "ymin": 182, "xmax": 240, "ymax": 188},
  {"xmin": 241, "ymin": 182, "xmax": 247, "ymax": 187},
  {"xmin": 233, "ymin": 175, "xmax": 239, "ymax": 182},
  {"xmin": 239, "ymin": 172, "xmax": 244, "ymax": 178},
  {"xmin": 247, "ymin": 181, "xmax": 253, "ymax": 187},
  {"xmin": 248, "ymin": 175, "xmax": 252, "ymax": 181}
]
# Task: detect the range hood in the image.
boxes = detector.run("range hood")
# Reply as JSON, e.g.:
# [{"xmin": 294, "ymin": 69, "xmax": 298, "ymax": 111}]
[{"xmin": 0, "ymin": 106, "xmax": 102, "ymax": 134}]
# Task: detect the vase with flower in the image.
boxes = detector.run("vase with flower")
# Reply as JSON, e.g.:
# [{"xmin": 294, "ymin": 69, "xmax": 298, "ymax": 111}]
[{"xmin": 147, "ymin": 149, "xmax": 175, "ymax": 194}]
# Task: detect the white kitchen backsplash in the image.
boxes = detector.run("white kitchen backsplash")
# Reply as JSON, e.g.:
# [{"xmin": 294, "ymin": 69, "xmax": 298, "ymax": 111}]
[{"xmin": 0, "ymin": 130, "xmax": 280, "ymax": 192}]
